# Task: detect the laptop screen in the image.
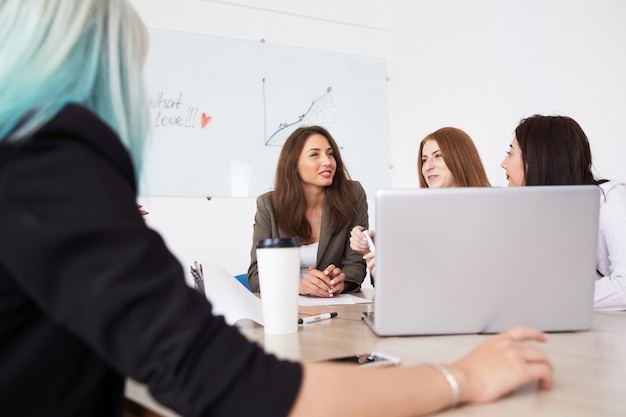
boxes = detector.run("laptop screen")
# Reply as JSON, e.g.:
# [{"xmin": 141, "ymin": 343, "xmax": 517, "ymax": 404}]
[{"xmin": 367, "ymin": 186, "xmax": 599, "ymax": 336}]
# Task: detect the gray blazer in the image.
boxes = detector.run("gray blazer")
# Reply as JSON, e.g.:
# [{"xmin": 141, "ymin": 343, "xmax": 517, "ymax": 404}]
[{"xmin": 248, "ymin": 181, "xmax": 369, "ymax": 293}]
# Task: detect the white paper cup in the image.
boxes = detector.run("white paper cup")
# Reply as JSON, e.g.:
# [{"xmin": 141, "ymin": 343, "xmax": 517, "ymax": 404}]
[{"xmin": 256, "ymin": 237, "xmax": 301, "ymax": 335}]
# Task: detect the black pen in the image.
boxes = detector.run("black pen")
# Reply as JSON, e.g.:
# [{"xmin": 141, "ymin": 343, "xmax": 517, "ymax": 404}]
[{"xmin": 298, "ymin": 312, "xmax": 338, "ymax": 325}]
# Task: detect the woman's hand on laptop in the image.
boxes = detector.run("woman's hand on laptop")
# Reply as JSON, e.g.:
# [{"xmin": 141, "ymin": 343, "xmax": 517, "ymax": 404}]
[{"xmin": 447, "ymin": 326, "xmax": 554, "ymax": 405}]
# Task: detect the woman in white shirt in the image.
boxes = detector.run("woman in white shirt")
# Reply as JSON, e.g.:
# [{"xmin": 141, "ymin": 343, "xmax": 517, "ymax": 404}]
[{"xmin": 501, "ymin": 114, "xmax": 626, "ymax": 311}]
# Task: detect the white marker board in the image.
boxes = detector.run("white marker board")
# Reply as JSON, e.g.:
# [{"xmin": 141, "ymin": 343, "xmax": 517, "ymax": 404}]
[{"xmin": 140, "ymin": 28, "xmax": 391, "ymax": 198}]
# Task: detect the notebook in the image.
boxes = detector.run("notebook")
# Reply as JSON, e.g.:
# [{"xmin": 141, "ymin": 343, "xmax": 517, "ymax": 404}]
[{"xmin": 363, "ymin": 185, "xmax": 600, "ymax": 336}]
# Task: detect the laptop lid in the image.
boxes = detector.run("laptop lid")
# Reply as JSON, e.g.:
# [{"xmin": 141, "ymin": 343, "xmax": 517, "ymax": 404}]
[{"xmin": 365, "ymin": 186, "xmax": 599, "ymax": 336}]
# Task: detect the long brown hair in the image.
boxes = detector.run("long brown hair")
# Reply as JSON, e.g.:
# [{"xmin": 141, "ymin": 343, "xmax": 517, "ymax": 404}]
[
  {"xmin": 417, "ymin": 127, "xmax": 491, "ymax": 188},
  {"xmin": 515, "ymin": 115, "xmax": 598, "ymax": 186},
  {"xmin": 272, "ymin": 126, "xmax": 361, "ymax": 241}
]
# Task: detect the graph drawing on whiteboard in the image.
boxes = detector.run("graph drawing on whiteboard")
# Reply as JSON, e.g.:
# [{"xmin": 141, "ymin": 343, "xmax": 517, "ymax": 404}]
[{"xmin": 263, "ymin": 78, "xmax": 336, "ymax": 146}]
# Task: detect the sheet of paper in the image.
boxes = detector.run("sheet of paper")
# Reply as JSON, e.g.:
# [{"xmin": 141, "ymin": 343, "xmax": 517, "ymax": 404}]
[
  {"xmin": 198, "ymin": 263, "xmax": 372, "ymax": 323},
  {"xmin": 200, "ymin": 262, "xmax": 264, "ymax": 326},
  {"xmin": 298, "ymin": 293, "xmax": 373, "ymax": 307}
]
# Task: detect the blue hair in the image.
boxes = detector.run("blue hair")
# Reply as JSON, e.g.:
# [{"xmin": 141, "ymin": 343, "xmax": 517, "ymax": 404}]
[{"xmin": 0, "ymin": 0, "xmax": 149, "ymax": 176}]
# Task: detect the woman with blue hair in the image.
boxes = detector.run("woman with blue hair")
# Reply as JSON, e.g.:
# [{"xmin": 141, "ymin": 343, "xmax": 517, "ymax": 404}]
[{"xmin": 0, "ymin": 1, "xmax": 553, "ymax": 416}]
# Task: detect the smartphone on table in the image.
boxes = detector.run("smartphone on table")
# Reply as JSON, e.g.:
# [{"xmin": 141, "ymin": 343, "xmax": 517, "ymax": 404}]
[{"xmin": 326, "ymin": 352, "xmax": 401, "ymax": 367}]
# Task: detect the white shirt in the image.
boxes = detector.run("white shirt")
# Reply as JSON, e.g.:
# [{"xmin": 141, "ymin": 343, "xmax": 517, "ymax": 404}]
[
  {"xmin": 300, "ymin": 243, "xmax": 318, "ymax": 277},
  {"xmin": 594, "ymin": 181, "xmax": 626, "ymax": 311}
]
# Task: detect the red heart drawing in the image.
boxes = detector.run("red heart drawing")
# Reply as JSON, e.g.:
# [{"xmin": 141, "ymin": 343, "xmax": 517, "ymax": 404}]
[{"xmin": 201, "ymin": 112, "xmax": 212, "ymax": 128}]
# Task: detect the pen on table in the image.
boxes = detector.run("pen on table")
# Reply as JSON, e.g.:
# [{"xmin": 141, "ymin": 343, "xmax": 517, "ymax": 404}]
[
  {"xmin": 298, "ymin": 312, "xmax": 338, "ymax": 325},
  {"xmin": 361, "ymin": 228, "xmax": 376, "ymax": 252}
]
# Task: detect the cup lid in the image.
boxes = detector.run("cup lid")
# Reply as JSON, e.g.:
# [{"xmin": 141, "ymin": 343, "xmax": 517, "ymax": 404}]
[{"xmin": 256, "ymin": 237, "xmax": 300, "ymax": 248}]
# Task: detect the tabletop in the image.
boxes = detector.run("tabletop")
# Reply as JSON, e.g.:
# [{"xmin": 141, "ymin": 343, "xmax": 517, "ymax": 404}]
[{"xmin": 125, "ymin": 290, "xmax": 626, "ymax": 417}]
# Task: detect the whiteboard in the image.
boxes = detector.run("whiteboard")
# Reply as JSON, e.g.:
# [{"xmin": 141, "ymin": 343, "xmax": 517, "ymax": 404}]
[{"xmin": 139, "ymin": 28, "xmax": 391, "ymax": 198}]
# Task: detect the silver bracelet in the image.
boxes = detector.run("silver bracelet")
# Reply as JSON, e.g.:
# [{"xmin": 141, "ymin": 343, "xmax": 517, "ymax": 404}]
[{"xmin": 428, "ymin": 363, "xmax": 460, "ymax": 408}]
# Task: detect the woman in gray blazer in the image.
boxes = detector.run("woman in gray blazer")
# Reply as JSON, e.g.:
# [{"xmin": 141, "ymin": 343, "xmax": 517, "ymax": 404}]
[{"xmin": 248, "ymin": 126, "xmax": 368, "ymax": 297}]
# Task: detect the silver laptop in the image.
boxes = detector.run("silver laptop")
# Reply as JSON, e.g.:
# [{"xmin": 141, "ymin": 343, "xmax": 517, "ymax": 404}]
[{"xmin": 363, "ymin": 186, "xmax": 600, "ymax": 336}]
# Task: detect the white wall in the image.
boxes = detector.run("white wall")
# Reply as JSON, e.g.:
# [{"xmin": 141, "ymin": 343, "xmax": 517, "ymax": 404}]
[
  {"xmin": 137, "ymin": 196, "xmax": 257, "ymax": 278},
  {"xmin": 388, "ymin": 0, "xmax": 626, "ymax": 187},
  {"xmin": 131, "ymin": 0, "xmax": 626, "ymax": 279}
]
